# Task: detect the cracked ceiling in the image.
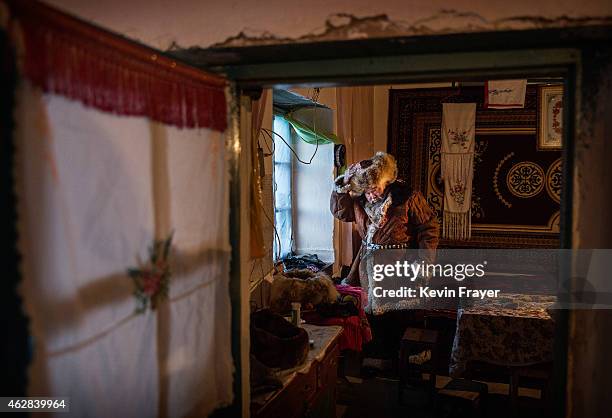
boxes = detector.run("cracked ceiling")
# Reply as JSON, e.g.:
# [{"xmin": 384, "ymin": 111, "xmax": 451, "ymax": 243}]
[{"xmin": 205, "ymin": 10, "xmax": 612, "ymax": 48}]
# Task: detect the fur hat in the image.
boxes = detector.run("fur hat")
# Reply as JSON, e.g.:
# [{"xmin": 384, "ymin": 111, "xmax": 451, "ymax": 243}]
[{"xmin": 338, "ymin": 152, "xmax": 398, "ymax": 194}]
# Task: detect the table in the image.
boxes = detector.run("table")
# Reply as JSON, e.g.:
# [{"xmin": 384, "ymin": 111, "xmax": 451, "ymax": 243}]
[
  {"xmin": 251, "ymin": 324, "xmax": 342, "ymax": 418},
  {"xmin": 449, "ymin": 293, "xmax": 556, "ymax": 378}
]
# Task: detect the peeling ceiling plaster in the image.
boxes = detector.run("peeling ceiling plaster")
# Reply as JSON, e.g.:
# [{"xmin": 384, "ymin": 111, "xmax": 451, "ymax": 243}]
[{"xmin": 207, "ymin": 10, "xmax": 612, "ymax": 48}]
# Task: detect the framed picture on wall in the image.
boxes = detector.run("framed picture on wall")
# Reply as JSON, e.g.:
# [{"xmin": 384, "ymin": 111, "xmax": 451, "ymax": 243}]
[{"xmin": 537, "ymin": 85, "xmax": 564, "ymax": 150}]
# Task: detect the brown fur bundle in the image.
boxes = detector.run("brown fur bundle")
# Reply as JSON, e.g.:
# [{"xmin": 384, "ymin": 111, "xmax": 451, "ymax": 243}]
[{"xmin": 269, "ymin": 269, "xmax": 340, "ymax": 313}]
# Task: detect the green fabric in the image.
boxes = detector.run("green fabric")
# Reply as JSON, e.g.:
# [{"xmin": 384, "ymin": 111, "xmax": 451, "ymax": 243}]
[{"xmin": 282, "ymin": 113, "xmax": 343, "ymax": 145}]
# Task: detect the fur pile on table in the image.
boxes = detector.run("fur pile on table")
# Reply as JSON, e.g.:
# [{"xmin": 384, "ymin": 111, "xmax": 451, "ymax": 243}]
[{"xmin": 269, "ymin": 269, "xmax": 339, "ymax": 313}]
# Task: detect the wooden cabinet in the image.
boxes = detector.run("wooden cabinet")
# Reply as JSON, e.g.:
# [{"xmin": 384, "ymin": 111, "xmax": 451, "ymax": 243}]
[{"xmin": 251, "ymin": 325, "xmax": 341, "ymax": 418}]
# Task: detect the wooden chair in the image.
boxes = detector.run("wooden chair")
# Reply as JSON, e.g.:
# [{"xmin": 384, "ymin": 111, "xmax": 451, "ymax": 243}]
[
  {"xmin": 509, "ymin": 362, "xmax": 552, "ymax": 415},
  {"xmin": 436, "ymin": 378, "xmax": 488, "ymax": 417},
  {"xmin": 398, "ymin": 327, "xmax": 439, "ymax": 404}
]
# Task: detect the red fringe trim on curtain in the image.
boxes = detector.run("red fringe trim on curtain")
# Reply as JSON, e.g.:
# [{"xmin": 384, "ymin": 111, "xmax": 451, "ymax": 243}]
[{"xmin": 6, "ymin": 0, "xmax": 227, "ymax": 131}]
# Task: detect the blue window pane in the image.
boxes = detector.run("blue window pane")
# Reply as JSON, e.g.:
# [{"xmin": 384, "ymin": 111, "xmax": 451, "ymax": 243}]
[{"xmin": 273, "ymin": 116, "xmax": 293, "ymax": 260}]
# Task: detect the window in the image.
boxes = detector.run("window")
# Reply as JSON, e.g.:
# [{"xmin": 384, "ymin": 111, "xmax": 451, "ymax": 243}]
[
  {"xmin": 273, "ymin": 115, "xmax": 293, "ymax": 260},
  {"xmin": 272, "ymin": 112, "xmax": 335, "ymax": 263}
]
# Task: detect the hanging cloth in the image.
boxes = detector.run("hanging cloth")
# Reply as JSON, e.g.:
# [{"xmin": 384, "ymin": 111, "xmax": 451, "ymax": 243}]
[
  {"xmin": 484, "ymin": 79, "xmax": 527, "ymax": 109},
  {"xmin": 282, "ymin": 111, "xmax": 342, "ymax": 145},
  {"xmin": 441, "ymin": 103, "xmax": 476, "ymax": 240}
]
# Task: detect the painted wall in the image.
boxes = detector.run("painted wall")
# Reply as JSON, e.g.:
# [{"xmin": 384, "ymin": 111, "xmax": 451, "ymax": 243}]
[{"xmin": 45, "ymin": 0, "xmax": 612, "ymax": 50}]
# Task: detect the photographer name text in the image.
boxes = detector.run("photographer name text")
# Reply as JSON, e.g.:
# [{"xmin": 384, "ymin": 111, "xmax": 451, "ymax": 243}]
[{"xmin": 372, "ymin": 286, "xmax": 500, "ymax": 299}]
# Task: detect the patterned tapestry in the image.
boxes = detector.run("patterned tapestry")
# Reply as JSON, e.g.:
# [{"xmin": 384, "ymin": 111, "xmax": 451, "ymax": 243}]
[{"xmin": 388, "ymin": 87, "xmax": 561, "ymax": 248}]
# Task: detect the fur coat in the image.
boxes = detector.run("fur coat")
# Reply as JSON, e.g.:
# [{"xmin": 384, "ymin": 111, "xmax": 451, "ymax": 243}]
[{"xmin": 330, "ymin": 180, "xmax": 440, "ymax": 286}]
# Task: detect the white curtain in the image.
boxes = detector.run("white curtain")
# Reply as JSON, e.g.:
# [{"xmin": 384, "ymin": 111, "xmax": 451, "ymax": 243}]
[
  {"xmin": 15, "ymin": 82, "xmax": 232, "ymax": 417},
  {"xmin": 163, "ymin": 124, "xmax": 233, "ymax": 417},
  {"xmin": 335, "ymin": 87, "xmax": 375, "ymax": 269}
]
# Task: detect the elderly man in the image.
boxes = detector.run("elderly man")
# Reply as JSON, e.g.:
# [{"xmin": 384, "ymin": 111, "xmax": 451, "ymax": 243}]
[{"xmin": 331, "ymin": 152, "xmax": 439, "ymax": 288}]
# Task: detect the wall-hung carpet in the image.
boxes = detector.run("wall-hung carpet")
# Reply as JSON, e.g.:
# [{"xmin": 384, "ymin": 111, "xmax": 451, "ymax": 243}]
[{"xmin": 388, "ymin": 87, "xmax": 561, "ymax": 248}]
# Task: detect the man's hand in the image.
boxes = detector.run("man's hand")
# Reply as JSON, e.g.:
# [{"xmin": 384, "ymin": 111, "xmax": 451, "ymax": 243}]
[{"xmin": 343, "ymin": 162, "xmax": 361, "ymax": 184}]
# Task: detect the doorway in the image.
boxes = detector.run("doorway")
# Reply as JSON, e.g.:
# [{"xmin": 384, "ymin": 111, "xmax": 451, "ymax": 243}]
[{"xmin": 184, "ymin": 26, "xmax": 611, "ymax": 418}]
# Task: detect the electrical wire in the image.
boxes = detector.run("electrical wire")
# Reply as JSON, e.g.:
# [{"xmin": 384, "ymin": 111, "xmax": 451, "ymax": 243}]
[
  {"xmin": 261, "ymin": 127, "xmax": 322, "ymax": 165},
  {"xmin": 249, "ymin": 207, "xmax": 281, "ymax": 281},
  {"xmin": 309, "ymin": 88, "xmax": 320, "ymax": 163},
  {"xmin": 260, "ymin": 128, "xmax": 292, "ymax": 260},
  {"xmin": 256, "ymin": 87, "xmax": 324, "ymax": 262},
  {"xmin": 263, "ymin": 197, "xmax": 283, "ymax": 262},
  {"xmin": 254, "ymin": 134, "xmax": 283, "ymax": 261},
  {"xmin": 258, "ymin": 129, "xmax": 275, "ymax": 156},
  {"xmin": 261, "ymin": 88, "xmax": 323, "ymax": 165}
]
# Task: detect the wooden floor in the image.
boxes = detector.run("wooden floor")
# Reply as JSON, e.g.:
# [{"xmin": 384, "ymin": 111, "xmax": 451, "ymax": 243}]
[{"xmin": 336, "ymin": 370, "xmax": 548, "ymax": 418}]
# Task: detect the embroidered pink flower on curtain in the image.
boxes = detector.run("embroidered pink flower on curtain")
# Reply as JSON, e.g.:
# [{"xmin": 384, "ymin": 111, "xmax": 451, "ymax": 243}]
[
  {"xmin": 128, "ymin": 234, "xmax": 173, "ymax": 313},
  {"xmin": 142, "ymin": 272, "xmax": 161, "ymax": 297}
]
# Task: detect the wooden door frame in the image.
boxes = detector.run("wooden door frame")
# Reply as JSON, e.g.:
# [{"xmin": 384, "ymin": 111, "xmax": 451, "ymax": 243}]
[{"xmin": 195, "ymin": 26, "xmax": 612, "ymax": 417}]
